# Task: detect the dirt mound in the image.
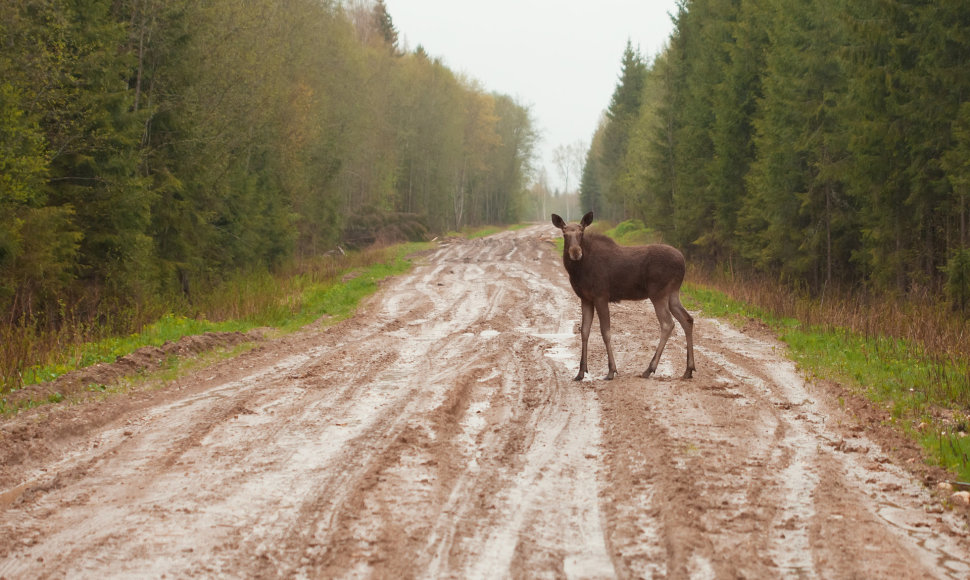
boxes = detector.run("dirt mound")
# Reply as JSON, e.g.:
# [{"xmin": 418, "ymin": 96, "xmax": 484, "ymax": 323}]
[
  {"xmin": 4, "ymin": 330, "xmax": 265, "ymax": 409},
  {"xmin": 341, "ymin": 205, "xmax": 430, "ymax": 249}
]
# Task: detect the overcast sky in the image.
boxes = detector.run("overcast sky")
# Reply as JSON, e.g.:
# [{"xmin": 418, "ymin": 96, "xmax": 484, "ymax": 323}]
[{"xmin": 386, "ymin": 1, "xmax": 680, "ymax": 192}]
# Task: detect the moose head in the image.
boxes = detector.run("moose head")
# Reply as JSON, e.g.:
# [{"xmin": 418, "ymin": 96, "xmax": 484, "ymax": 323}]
[{"xmin": 551, "ymin": 211, "xmax": 594, "ymax": 262}]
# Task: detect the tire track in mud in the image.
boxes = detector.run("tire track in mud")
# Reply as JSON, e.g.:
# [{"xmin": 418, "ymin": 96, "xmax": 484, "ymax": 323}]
[
  {"xmin": 310, "ymin": 231, "xmax": 615, "ymax": 578},
  {"xmin": 599, "ymin": 307, "xmax": 970, "ymax": 579},
  {"xmin": 1, "ymin": 226, "xmax": 970, "ymax": 579},
  {"xmin": 0, "ymin": 227, "xmax": 615, "ymax": 579}
]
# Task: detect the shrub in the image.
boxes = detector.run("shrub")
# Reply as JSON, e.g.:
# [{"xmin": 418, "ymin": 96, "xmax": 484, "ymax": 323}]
[
  {"xmin": 944, "ymin": 248, "xmax": 970, "ymax": 314},
  {"xmin": 342, "ymin": 205, "xmax": 430, "ymax": 249}
]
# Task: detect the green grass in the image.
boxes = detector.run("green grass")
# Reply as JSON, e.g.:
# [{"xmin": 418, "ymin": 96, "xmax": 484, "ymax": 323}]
[
  {"xmin": 5, "ymin": 241, "xmax": 428, "ymax": 406},
  {"xmin": 602, "ymin": 219, "xmax": 661, "ymax": 246},
  {"xmin": 279, "ymin": 248, "xmax": 417, "ymax": 332},
  {"xmin": 17, "ymin": 314, "xmax": 250, "ymax": 386},
  {"xmin": 681, "ymin": 283, "xmax": 776, "ymax": 324}
]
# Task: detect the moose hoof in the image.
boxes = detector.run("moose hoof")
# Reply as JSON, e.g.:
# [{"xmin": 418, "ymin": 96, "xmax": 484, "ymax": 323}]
[
  {"xmin": 604, "ymin": 372, "xmax": 616, "ymax": 381},
  {"xmin": 641, "ymin": 369, "xmax": 655, "ymax": 379},
  {"xmin": 681, "ymin": 369, "xmax": 694, "ymax": 380},
  {"xmin": 573, "ymin": 372, "xmax": 586, "ymax": 381}
]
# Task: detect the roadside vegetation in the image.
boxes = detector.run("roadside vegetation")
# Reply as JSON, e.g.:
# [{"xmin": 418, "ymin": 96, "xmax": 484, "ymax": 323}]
[{"xmin": 0, "ymin": 241, "xmax": 429, "ymax": 409}]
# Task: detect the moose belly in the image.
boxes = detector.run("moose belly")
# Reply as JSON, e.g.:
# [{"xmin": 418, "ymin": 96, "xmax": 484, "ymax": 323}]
[
  {"xmin": 567, "ymin": 279, "xmax": 648, "ymax": 304},
  {"xmin": 607, "ymin": 277, "xmax": 650, "ymax": 302}
]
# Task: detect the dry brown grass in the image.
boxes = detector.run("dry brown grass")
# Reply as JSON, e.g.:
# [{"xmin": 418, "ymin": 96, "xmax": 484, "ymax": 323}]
[
  {"xmin": 693, "ymin": 266, "xmax": 970, "ymax": 410},
  {"xmin": 0, "ymin": 244, "xmax": 412, "ymax": 394},
  {"xmin": 691, "ymin": 266, "xmax": 970, "ymax": 363}
]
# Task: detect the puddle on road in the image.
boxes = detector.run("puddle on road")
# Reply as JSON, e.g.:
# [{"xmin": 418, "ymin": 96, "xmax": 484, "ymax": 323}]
[
  {"xmin": 526, "ymin": 330, "xmax": 589, "ymax": 382},
  {"xmin": 770, "ymin": 439, "xmax": 820, "ymax": 577},
  {"xmin": 877, "ymin": 503, "xmax": 970, "ymax": 576},
  {"xmin": 612, "ymin": 486, "xmax": 668, "ymax": 579},
  {"xmin": 457, "ymin": 399, "xmax": 491, "ymax": 467},
  {"xmin": 533, "ymin": 333, "xmax": 574, "ymax": 364},
  {"xmin": 0, "ymin": 482, "xmax": 30, "ymax": 511},
  {"xmin": 688, "ymin": 552, "xmax": 716, "ymax": 580}
]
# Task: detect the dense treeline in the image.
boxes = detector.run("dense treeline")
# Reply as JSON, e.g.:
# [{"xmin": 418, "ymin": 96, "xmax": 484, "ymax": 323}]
[
  {"xmin": 586, "ymin": 0, "xmax": 970, "ymax": 303},
  {"xmin": 0, "ymin": 0, "xmax": 536, "ymax": 330}
]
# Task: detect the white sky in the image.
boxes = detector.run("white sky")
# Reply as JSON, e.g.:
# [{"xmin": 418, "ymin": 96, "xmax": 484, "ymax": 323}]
[{"xmin": 386, "ymin": 0, "xmax": 680, "ymax": 192}]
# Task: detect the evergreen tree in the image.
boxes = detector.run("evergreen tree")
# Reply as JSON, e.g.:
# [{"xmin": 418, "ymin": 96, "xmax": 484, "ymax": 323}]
[
  {"xmin": 740, "ymin": 0, "xmax": 851, "ymax": 289},
  {"xmin": 579, "ymin": 145, "xmax": 604, "ymax": 218},
  {"xmin": 374, "ymin": 0, "xmax": 399, "ymax": 53},
  {"xmin": 706, "ymin": 0, "xmax": 767, "ymax": 263},
  {"xmin": 600, "ymin": 40, "xmax": 647, "ymax": 216},
  {"xmin": 905, "ymin": 0, "xmax": 970, "ymax": 288},
  {"xmin": 640, "ymin": 48, "xmax": 679, "ymax": 239},
  {"xmin": 840, "ymin": 0, "xmax": 942, "ymax": 292},
  {"xmin": 34, "ymin": 0, "xmax": 154, "ymax": 313},
  {"xmin": 668, "ymin": 0, "xmax": 735, "ymax": 258}
]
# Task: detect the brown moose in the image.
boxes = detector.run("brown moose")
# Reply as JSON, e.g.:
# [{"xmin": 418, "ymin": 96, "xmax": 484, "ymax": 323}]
[{"xmin": 551, "ymin": 211, "xmax": 695, "ymax": 381}]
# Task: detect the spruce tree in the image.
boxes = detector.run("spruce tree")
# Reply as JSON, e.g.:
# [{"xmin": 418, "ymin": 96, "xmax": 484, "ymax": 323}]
[
  {"xmin": 374, "ymin": 0, "xmax": 399, "ymax": 53},
  {"xmin": 601, "ymin": 40, "xmax": 647, "ymax": 215},
  {"xmin": 740, "ymin": 0, "xmax": 850, "ymax": 289},
  {"xmin": 579, "ymin": 147, "xmax": 603, "ymax": 217}
]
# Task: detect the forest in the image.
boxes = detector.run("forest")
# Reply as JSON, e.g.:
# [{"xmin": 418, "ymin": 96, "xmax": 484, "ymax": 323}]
[
  {"xmin": 584, "ymin": 0, "xmax": 970, "ymax": 305},
  {"xmin": 0, "ymin": 0, "xmax": 537, "ymax": 338}
]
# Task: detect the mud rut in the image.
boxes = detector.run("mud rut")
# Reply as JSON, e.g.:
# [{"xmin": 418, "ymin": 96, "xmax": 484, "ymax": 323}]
[{"xmin": 2, "ymin": 225, "xmax": 970, "ymax": 579}]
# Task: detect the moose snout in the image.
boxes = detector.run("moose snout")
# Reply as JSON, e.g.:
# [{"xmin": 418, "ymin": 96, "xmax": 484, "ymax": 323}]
[{"xmin": 568, "ymin": 246, "xmax": 583, "ymax": 261}]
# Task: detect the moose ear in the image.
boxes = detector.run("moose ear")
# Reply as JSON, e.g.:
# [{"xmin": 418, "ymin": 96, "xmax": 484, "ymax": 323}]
[
  {"xmin": 580, "ymin": 212, "xmax": 594, "ymax": 228},
  {"xmin": 551, "ymin": 214, "xmax": 566, "ymax": 229}
]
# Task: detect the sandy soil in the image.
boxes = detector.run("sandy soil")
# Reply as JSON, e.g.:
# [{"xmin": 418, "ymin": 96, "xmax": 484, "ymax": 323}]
[{"xmin": 1, "ymin": 225, "xmax": 969, "ymax": 579}]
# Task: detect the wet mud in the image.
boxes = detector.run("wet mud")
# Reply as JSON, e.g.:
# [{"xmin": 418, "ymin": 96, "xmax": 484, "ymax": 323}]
[{"xmin": 0, "ymin": 225, "xmax": 968, "ymax": 579}]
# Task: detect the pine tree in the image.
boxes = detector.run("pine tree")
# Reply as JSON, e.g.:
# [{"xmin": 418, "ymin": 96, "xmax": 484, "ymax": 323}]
[
  {"xmin": 37, "ymin": 0, "xmax": 155, "ymax": 311},
  {"xmin": 706, "ymin": 0, "xmax": 767, "ymax": 262},
  {"xmin": 907, "ymin": 0, "xmax": 970, "ymax": 288},
  {"xmin": 740, "ymin": 0, "xmax": 851, "ymax": 289},
  {"xmin": 841, "ymin": 0, "xmax": 935, "ymax": 292},
  {"xmin": 600, "ymin": 40, "xmax": 647, "ymax": 215},
  {"xmin": 579, "ymin": 146, "xmax": 604, "ymax": 218},
  {"xmin": 640, "ymin": 47, "xmax": 679, "ymax": 240},
  {"xmin": 668, "ymin": 0, "xmax": 737, "ymax": 258},
  {"xmin": 374, "ymin": 0, "xmax": 399, "ymax": 53}
]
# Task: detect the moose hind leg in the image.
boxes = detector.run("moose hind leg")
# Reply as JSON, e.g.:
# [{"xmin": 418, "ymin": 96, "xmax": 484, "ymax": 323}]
[
  {"xmin": 643, "ymin": 296, "xmax": 675, "ymax": 378},
  {"xmin": 575, "ymin": 299, "xmax": 594, "ymax": 381},
  {"xmin": 669, "ymin": 291, "xmax": 695, "ymax": 379},
  {"xmin": 595, "ymin": 299, "xmax": 617, "ymax": 380}
]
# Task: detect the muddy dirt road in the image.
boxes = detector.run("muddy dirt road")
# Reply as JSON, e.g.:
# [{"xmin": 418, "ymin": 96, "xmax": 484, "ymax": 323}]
[{"xmin": 2, "ymin": 225, "xmax": 970, "ymax": 578}]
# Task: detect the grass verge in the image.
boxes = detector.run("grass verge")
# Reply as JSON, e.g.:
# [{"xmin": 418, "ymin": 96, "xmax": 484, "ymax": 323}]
[{"xmin": 2, "ymin": 241, "xmax": 429, "ymax": 411}]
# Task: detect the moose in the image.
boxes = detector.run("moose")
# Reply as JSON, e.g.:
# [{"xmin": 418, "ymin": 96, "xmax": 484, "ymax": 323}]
[{"xmin": 551, "ymin": 211, "xmax": 695, "ymax": 381}]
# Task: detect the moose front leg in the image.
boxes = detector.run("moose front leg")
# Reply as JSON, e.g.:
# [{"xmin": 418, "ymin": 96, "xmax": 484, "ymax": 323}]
[
  {"xmin": 595, "ymin": 298, "xmax": 617, "ymax": 380},
  {"xmin": 575, "ymin": 299, "xmax": 594, "ymax": 381}
]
